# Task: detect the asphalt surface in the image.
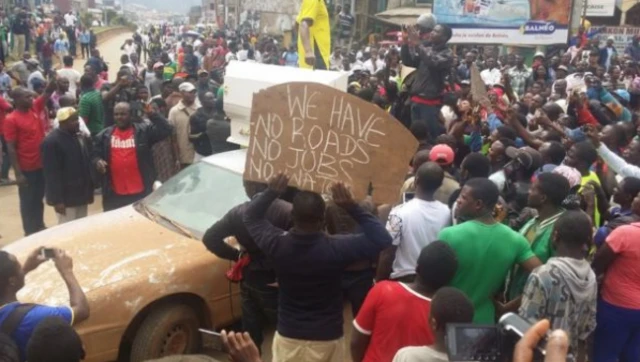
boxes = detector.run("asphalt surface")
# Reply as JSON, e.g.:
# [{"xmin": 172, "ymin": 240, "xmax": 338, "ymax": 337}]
[{"xmin": 0, "ymin": 32, "xmax": 133, "ymax": 245}]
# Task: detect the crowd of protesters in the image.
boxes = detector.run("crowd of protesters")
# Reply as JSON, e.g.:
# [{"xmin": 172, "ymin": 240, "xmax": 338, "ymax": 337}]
[{"xmin": 1, "ymin": 0, "xmax": 640, "ymax": 360}]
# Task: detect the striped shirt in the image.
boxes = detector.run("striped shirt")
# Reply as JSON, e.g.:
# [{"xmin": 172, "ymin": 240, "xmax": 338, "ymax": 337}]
[{"xmin": 78, "ymin": 89, "xmax": 105, "ymax": 136}]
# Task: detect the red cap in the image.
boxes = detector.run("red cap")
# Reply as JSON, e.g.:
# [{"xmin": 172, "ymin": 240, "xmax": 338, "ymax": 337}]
[{"xmin": 429, "ymin": 144, "xmax": 455, "ymax": 166}]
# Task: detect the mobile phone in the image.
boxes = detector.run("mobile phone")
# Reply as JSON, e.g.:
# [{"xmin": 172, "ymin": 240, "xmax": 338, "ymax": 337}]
[
  {"xmin": 498, "ymin": 313, "xmax": 547, "ymax": 355},
  {"xmin": 446, "ymin": 324, "xmax": 502, "ymax": 361},
  {"xmin": 199, "ymin": 328, "xmax": 224, "ymax": 351},
  {"xmin": 40, "ymin": 248, "xmax": 55, "ymax": 259},
  {"xmin": 403, "ymin": 192, "xmax": 415, "ymax": 203}
]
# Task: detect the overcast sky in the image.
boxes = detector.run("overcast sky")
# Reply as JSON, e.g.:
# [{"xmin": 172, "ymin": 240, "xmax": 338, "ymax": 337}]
[{"xmin": 131, "ymin": 0, "xmax": 200, "ymax": 13}]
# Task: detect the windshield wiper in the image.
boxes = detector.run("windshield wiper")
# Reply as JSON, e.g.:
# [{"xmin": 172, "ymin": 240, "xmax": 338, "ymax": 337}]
[{"xmin": 137, "ymin": 202, "xmax": 195, "ymax": 239}]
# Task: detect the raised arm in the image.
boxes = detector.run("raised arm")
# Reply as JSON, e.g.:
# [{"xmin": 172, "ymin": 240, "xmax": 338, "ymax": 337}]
[
  {"xmin": 53, "ymin": 249, "xmax": 90, "ymax": 324},
  {"xmin": 330, "ymin": 182, "xmax": 392, "ymax": 264},
  {"xmin": 202, "ymin": 207, "xmax": 242, "ymax": 261},
  {"xmin": 243, "ymin": 173, "xmax": 290, "ymax": 256}
]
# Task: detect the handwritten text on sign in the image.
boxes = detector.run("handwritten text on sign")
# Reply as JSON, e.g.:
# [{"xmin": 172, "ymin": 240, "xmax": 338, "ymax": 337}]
[{"xmin": 243, "ymin": 82, "xmax": 417, "ymax": 204}]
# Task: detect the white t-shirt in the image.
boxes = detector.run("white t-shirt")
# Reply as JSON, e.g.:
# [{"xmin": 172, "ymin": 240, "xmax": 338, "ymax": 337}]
[
  {"xmin": 122, "ymin": 43, "xmax": 137, "ymax": 55},
  {"xmin": 57, "ymin": 67, "xmax": 81, "ymax": 96},
  {"xmin": 64, "ymin": 13, "xmax": 77, "ymax": 27},
  {"xmin": 237, "ymin": 49, "xmax": 248, "ymax": 61},
  {"xmin": 489, "ymin": 170, "xmax": 506, "ymax": 192},
  {"xmin": 363, "ymin": 58, "xmax": 385, "ymax": 74},
  {"xmin": 393, "ymin": 346, "xmax": 449, "ymax": 362},
  {"xmin": 387, "ymin": 198, "xmax": 451, "ymax": 279}
]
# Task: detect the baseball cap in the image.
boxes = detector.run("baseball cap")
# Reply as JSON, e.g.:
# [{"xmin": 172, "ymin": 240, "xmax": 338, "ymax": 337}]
[
  {"xmin": 506, "ymin": 146, "xmax": 542, "ymax": 171},
  {"xmin": 198, "ymin": 69, "xmax": 209, "ymax": 76},
  {"xmin": 57, "ymin": 107, "xmax": 77, "ymax": 122},
  {"xmin": 178, "ymin": 82, "xmax": 196, "ymax": 92},
  {"xmin": 26, "ymin": 58, "xmax": 40, "ymax": 66},
  {"xmin": 429, "ymin": 144, "xmax": 454, "ymax": 166},
  {"xmin": 557, "ymin": 65, "xmax": 569, "ymax": 72},
  {"xmin": 153, "ymin": 62, "xmax": 164, "ymax": 69},
  {"xmin": 534, "ymin": 51, "xmax": 545, "ymax": 59}
]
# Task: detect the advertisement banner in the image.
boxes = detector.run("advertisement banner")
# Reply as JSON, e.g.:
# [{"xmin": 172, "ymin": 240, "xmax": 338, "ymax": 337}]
[
  {"xmin": 433, "ymin": 0, "xmax": 571, "ymax": 45},
  {"xmin": 586, "ymin": 0, "xmax": 616, "ymax": 17},
  {"xmin": 596, "ymin": 26, "xmax": 640, "ymax": 54}
]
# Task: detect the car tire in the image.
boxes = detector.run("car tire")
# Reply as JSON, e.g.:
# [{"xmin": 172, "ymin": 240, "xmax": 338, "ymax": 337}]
[{"xmin": 129, "ymin": 303, "xmax": 201, "ymax": 361}]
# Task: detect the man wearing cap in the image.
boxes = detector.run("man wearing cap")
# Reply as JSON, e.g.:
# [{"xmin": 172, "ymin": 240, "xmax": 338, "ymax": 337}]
[
  {"xmin": 196, "ymin": 69, "xmax": 216, "ymax": 104},
  {"xmin": 168, "ymin": 82, "xmax": 200, "ymax": 167},
  {"xmin": 430, "ymin": 144, "xmax": 460, "ymax": 205},
  {"xmin": 41, "ymin": 107, "xmax": 94, "ymax": 224},
  {"xmin": 93, "ymin": 102, "xmax": 173, "ymax": 211},
  {"xmin": 377, "ymin": 161, "xmax": 451, "ymax": 282},
  {"xmin": 149, "ymin": 62, "xmax": 165, "ymax": 97},
  {"xmin": 401, "ymin": 19, "xmax": 453, "ymax": 143}
]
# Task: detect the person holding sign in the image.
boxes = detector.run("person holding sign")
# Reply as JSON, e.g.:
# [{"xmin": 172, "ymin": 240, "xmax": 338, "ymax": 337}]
[
  {"xmin": 296, "ymin": 0, "xmax": 330, "ymax": 69},
  {"xmin": 243, "ymin": 173, "xmax": 392, "ymax": 362}
]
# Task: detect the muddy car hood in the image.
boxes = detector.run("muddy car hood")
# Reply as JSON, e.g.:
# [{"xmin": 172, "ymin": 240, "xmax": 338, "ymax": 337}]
[{"xmin": 3, "ymin": 205, "xmax": 211, "ymax": 306}]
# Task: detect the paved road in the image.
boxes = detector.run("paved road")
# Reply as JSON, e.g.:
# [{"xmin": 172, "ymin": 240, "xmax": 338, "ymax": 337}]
[{"xmin": 0, "ymin": 31, "xmax": 132, "ymax": 245}]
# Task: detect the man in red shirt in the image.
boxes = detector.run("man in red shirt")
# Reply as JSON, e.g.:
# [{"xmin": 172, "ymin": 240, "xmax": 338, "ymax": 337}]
[
  {"xmin": 4, "ymin": 82, "xmax": 57, "ymax": 235},
  {"xmin": 93, "ymin": 101, "xmax": 173, "ymax": 211},
  {"xmin": 350, "ymin": 241, "xmax": 458, "ymax": 362}
]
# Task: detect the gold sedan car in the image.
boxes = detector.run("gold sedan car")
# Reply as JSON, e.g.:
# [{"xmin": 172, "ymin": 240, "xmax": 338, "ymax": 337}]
[{"xmin": 4, "ymin": 149, "xmax": 250, "ymax": 362}]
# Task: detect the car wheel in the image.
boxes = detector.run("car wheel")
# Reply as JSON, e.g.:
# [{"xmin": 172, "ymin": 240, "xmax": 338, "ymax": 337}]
[{"xmin": 129, "ymin": 303, "xmax": 201, "ymax": 361}]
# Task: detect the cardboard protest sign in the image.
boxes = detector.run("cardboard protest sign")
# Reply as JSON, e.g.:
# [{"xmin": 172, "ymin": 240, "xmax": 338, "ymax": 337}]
[
  {"xmin": 243, "ymin": 82, "xmax": 418, "ymax": 204},
  {"xmin": 470, "ymin": 63, "xmax": 487, "ymax": 103}
]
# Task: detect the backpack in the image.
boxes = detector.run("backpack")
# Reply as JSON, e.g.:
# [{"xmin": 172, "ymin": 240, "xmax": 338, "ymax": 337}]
[{"xmin": 0, "ymin": 304, "xmax": 36, "ymax": 362}]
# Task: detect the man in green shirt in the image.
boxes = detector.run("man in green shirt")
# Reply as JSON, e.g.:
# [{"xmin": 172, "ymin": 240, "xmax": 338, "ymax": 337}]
[
  {"xmin": 161, "ymin": 52, "xmax": 177, "ymax": 81},
  {"xmin": 77, "ymin": 74, "xmax": 105, "ymax": 136},
  {"xmin": 506, "ymin": 172, "xmax": 570, "ymax": 302},
  {"xmin": 438, "ymin": 178, "xmax": 541, "ymax": 323}
]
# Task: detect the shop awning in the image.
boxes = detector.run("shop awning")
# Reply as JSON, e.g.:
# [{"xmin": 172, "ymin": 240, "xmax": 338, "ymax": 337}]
[{"xmin": 373, "ymin": 7, "xmax": 431, "ymax": 27}]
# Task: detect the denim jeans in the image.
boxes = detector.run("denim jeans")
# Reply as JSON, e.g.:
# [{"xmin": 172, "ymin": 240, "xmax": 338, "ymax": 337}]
[
  {"xmin": 594, "ymin": 298, "xmax": 640, "ymax": 362},
  {"xmin": 240, "ymin": 281, "xmax": 278, "ymax": 353},
  {"xmin": 410, "ymin": 102, "xmax": 444, "ymax": 143},
  {"xmin": 18, "ymin": 169, "xmax": 45, "ymax": 236},
  {"xmin": 0, "ymin": 136, "xmax": 10, "ymax": 179}
]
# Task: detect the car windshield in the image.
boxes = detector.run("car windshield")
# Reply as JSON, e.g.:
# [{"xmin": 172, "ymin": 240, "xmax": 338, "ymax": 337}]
[{"xmin": 141, "ymin": 162, "xmax": 247, "ymax": 238}]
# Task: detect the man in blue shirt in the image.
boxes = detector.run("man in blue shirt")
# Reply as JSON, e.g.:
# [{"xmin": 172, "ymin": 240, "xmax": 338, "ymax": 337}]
[
  {"xmin": 0, "ymin": 247, "xmax": 90, "ymax": 361},
  {"xmin": 243, "ymin": 173, "xmax": 392, "ymax": 362},
  {"xmin": 79, "ymin": 28, "xmax": 91, "ymax": 60}
]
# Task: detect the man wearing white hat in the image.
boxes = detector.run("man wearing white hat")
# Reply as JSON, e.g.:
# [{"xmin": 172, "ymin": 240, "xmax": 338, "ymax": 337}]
[
  {"xmin": 168, "ymin": 82, "xmax": 200, "ymax": 168},
  {"xmin": 41, "ymin": 107, "xmax": 94, "ymax": 224}
]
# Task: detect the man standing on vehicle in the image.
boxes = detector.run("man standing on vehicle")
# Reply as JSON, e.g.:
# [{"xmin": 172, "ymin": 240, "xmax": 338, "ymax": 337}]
[
  {"xmin": 41, "ymin": 107, "xmax": 94, "ymax": 224},
  {"xmin": 297, "ymin": 0, "xmax": 331, "ymax": 69},
  {"xmin": 401, "ymin": 21, "xmax": 453, "ymax": 143},
  {"xmin": 0, "ymin": 247, "xmax": 90, "ymax": 361},
  {"xmin": 93, "ymin": 102, "xmax": 173, "ymax": 211},
  {"xmin": 203, "ymin": 180, "xmax": 292, "ymax": 352}
]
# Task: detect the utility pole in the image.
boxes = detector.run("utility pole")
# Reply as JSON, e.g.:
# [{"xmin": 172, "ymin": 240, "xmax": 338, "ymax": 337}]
[{"xmin": 582, "ymin": 0, "xmax": 588, "ymax": 27}]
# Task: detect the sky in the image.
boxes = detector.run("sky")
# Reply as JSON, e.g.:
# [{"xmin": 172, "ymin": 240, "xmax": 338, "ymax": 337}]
[{"xmin": 131, "ymin": 0, "xmax": 200, "ymax": 13}]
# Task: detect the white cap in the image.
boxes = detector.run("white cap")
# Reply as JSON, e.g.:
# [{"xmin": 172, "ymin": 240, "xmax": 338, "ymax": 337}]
[{"xmin": 178, "ymin": 82, "xmax": 196, "ymax": 92}]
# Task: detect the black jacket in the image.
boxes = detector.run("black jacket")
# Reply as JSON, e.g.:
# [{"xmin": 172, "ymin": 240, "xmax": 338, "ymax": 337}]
[
  {"xmin": 41, "ymin": 129, "xmax": 94, "ymax": 207},
  {"xmin": 401, "ymin": 43, "xmax": 453, "ymax": 100},
  {"xmin": 92, "ymin": 113, "xmax": 173, "ymax": 199},
  {"xmin": 202, "ymin": 197, "xmax": 292, "ymax": 285}
]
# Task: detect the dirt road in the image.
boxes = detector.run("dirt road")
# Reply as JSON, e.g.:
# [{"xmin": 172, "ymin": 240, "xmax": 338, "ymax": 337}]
[{"xmin": 0, "ymin": 32, "xmax": 133, "ymax": 245}]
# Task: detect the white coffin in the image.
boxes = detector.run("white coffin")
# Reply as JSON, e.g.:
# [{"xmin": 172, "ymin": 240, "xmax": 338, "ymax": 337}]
[{"xmin": 224, "ymin": 61, "xmax": 349, "ymax": 147}]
